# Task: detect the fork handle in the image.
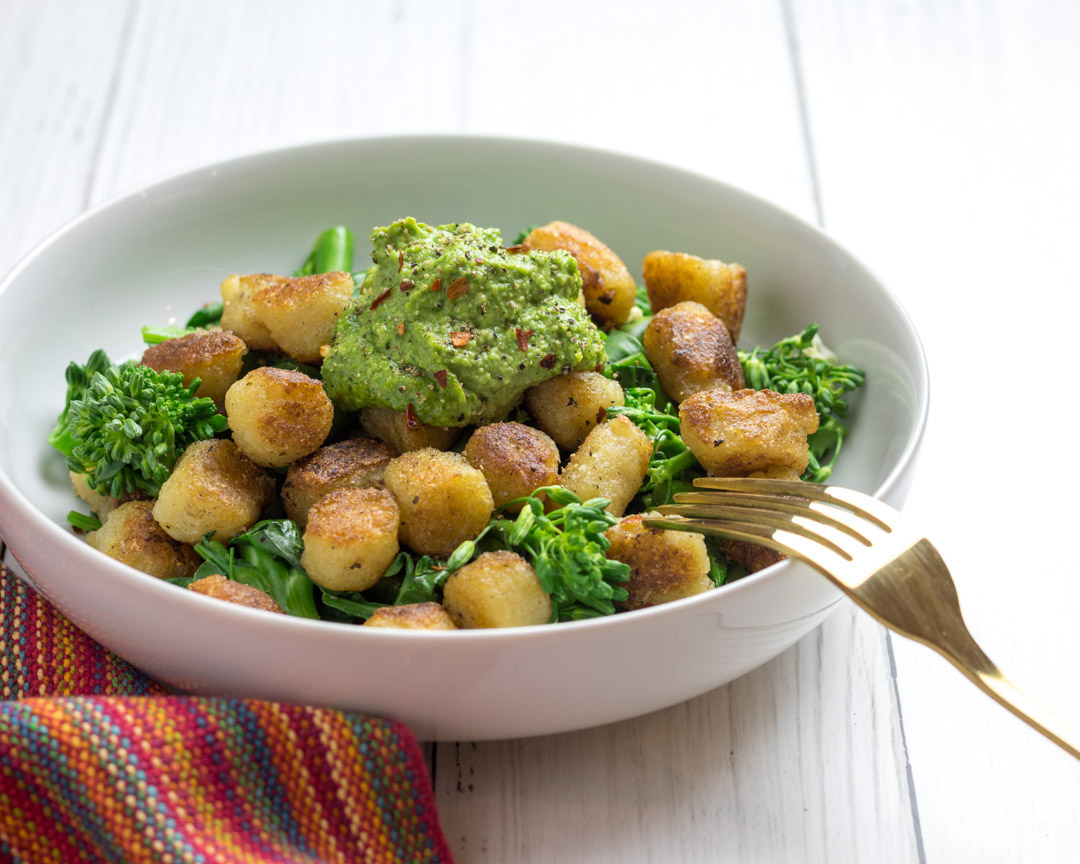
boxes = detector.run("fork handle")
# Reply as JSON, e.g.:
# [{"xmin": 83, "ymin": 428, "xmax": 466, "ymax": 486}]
[{"xmin": 939, "ymin": 643, "xmax": 1080, "ymax": 760}]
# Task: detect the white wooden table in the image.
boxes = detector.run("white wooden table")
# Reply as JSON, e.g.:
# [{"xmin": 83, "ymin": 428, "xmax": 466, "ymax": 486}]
[{"xmin": 3, "ymin": 1, "xmax": 1079, "ymax": 860}]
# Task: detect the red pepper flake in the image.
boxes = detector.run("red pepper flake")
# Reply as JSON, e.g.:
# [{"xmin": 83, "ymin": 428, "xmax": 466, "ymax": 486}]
[
  {"xmin": 398, "ymin": 250, "xmax": 404, "ymax": 272},
  {"xmin": 405, "ymin": 402, "xmax": 420, "ymax": 430},
  {"xmin": 596, "ymin": 406, "xmax": 607, "ymax": 425},
  {"xmin": 399, "ymin": 279, "xmax": 414, "ymax": 292},
  {"xmin": 370, "ymin": 288, "xmax": 393, "ymax": 310},
  {"xmin": 430, "ymin": 565, "xmax": 446, "ymax": 571},
  {"xmin": 429, "ymin": 277, "xmax": 442, "ymax": 292},
  {"xmin": 515, "ymin": 328, "xmax": 533, "ymax": 352},
  {"xmin": 446, "ymin": 277, "xmax": 469, "ymax": 300},
  {"xmin": 397, "ymin": 322, "xmax": 405, "ymax": 336},
  {"xmin": 451, "ymin": 331, "xmax": 471, "ymax": 348},
  {"xmin": 506, "ymin": 244, "xmax": 529, "ymax": 254},
  {"xmin": 434, "ymin": 369, "xmax": 448, "ymax": 389},
  {"xmin": 540, "ymin": 353, "xmax": 557, "ymax": 369},
  {"xmin": 595, "ymin": 363, "xmax": 603, "ymax": 373}
]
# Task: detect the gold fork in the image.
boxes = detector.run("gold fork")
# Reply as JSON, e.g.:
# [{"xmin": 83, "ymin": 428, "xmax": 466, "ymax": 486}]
[{"xmin": 647, "ymin": 476, "xmax": 1080, "ymax": 761}]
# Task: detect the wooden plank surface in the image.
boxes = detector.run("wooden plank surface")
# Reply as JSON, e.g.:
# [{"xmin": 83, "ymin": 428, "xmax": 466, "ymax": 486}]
[
  {"xmin": 790, "ymin": 0, "xmax": 1080, "ymax": 860},
  {"xmin": 7, "ymin": 0, "xmax": 1076, "ymax": 861}
]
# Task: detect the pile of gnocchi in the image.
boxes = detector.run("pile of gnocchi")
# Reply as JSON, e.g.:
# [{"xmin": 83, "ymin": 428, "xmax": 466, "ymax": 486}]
[{"xmin": 72, "ymin": 220, "xmax": 832, "ymax": 630}]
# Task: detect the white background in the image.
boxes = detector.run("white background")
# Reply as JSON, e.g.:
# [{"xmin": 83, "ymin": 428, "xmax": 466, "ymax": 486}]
[{"xmin": 2, "ymin": 1, "xmax": 1079, "ymax": 861}]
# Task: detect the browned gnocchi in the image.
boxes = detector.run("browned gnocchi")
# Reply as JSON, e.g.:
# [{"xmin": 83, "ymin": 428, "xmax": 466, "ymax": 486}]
[
  {"xmin": 643, "ymin": 250, "xmax": 747, "ymax": 342},
  {"xmin": 442, "ymin": 551, "xmax": 552, "ymax": 628},
  {"xmin": 250, "ymin": 271, "xmax": 353, "ymax": 364},
  {"xmin": 559, "ymin": 415, "xmax": 652, "ymax": 517},
  {"xmin": 300, "ymin": 487, "xmax": 400, "ymax": 592},
  {"xmin": 381, "ymin": 448, "xmax": 494, "ymax": 558},
  {"xmin": 88, "ymin": 500, "xmax": 201, "ymax": 579},
  {"xmin": 153, "ymin": 438, "xmax": 275, "ymax": 544},
  {"xmin": 643, "ymin": 301, "xmax": 744, "ymax": 402},
  {"xmin": 141, "ymin": 329, "xmax": 247, "ymax": 411},
  {"xmin": 225, "ymin": 367, "xmax": 334, "ymax": 468},
  {"xmin": 464, "ymin": 422, "xmax": 560, "ymax": 511},
  {"xmin": 364, "ymin": 603, "xmax": 458, "ymax": 631},
  {"xmin": 604, "ymin": 513, "xmax": 713, "ymax": 610},
  {"xmin": 679, "ymin": 388, "xmax": 820, "ymax": 481},
  {"xmin": 282, "ymin": 437, "xmax": 394, "ymax": 528},
  {"xmin": 524, "ymin": 371, "xmax": 624, "ymax": 452}
]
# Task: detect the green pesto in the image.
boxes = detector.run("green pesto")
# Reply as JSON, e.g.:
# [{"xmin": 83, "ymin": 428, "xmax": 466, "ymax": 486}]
[{"xmin": 322, "ymin": 218, "xmax": 606, "ymax": 427}]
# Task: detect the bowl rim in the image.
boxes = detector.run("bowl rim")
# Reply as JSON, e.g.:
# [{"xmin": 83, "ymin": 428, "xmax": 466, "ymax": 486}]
[{"xmin": 0, "ymin": 132, "xmax": 930, "ymax": 642}]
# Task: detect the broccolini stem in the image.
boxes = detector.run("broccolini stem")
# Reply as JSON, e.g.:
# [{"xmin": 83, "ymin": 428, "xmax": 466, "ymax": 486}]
[{"xmin": 295, "ymin": 226, "xmax": 355, "ymax": 276}]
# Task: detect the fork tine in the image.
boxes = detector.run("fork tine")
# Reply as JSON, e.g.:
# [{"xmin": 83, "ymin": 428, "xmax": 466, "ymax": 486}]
[
  {"xmin": 691, "ymin": 477, "xmax": 894, "ymax": 531},
  {"xmin": 644, "ymin": 515, "xmax": 853, "ymax": 573},
  {"xmin": 651, "ymin": 508, "xmax": 858, "ymax": 561},
  {"xmin": 667, "ymin": 492, "xmax": 875, "ymax": 546}
]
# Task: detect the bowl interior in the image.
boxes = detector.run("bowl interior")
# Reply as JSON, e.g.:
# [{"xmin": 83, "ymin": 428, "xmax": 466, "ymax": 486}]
[
  {"xmin": 0, "ymin": 136, "xmax": 924, "ymax": 524},
  {"xmin": 0, "ymin": 137, "xmax": 928, "ymax": 738}
]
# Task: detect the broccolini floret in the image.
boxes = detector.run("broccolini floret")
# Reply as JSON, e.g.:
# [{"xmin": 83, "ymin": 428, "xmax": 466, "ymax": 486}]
[{"xmin": 50, "ymin": 349, "xmax": 227, "ymax": 498}]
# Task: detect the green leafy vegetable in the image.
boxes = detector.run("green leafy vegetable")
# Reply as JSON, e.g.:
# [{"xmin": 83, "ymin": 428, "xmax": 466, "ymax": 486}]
[
  {"xmin": 51, "ymin": 350, "xmax": 227, "ymax": 497},
  {"xmin": 67, "ymin": 510, "xmax": 101, "ymax": 532},
  {"xmin": 141, "ymin": 325, "xmax": 192, "ymax": 345},
  {"xmin": 738, "ymin": 324, "xmax": 865, "ymax": 482},
  {"xmin": 318, "ymin": 541, "xmax": 478, "ymax": 621},
  {"xmin": 141, "ymin": 302, "xmax": 225, "ymax": 344},
  {"xmin": 193, "ymin": 520, "xmax": 319, "ymax": 618},
  {"xmin": 47, "ymin": 349, "xmax": 113, "ymax": 457},
  {"xmin": 294, "ymin": 226, "xmax": 355, "ymax": 277},
  {"xmin": 489, "ymin": 487, "xmax": 630, "ymax": 621},
  {"xmin": 186, "ymin": 301, "xmax": 223, "ymax": 329}
]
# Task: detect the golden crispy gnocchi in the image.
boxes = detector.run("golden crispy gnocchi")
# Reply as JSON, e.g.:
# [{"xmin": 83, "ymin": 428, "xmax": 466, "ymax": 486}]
[
  {"xmin": 220, "ymin": 273, "xmax": 282, "ymax": 351},
  {"xmin": 364, "ymin": 602, "xmax": 458, "ymax": 630},
  {"xmin": 643, "ymin": 301, "xmax": 744, "ymax": 402},
  {"xmin": 679, "ymin": 388, "xmax": 819, "ymax": 481},
  {"xmin": 442, "ymin": 551, "xmax": 552, "ymax": 629},
  {"xmin": 249, "ymin": 271, "xmax": 353, "ymax": 364},
  {"xmin": 643, "ymin": 250, "xmax": 748, "ymax": 342},
  {"xmin": 301, "ymin": 487, "xmax": 400, "ymax": 592},
  {"xmin": 523, "ymin": 221, "xmax": 636, "ymax": 326},
  {"xmin": 225, "ymin": 367, "xmax": 334, "ymax": 467},
  {"xmin": 188, "ymin": 573, "xmax": 283, "ymax": 613},
  {"xmin": 358, "ymin": 406, "xmax": 461, "ymax": 455},
  {"xmin": 463, "ymin": 422, "xmax": 560, "ymax": 511},
  {"xmin": 140, "ymin": 329, "xmax": 247, "ymax": 410},
  {"xmin": 523, "ymin": 371, "xmax": 624, "ymax": 452},
  {"xmin": 281, "ymin": 438, "xmax": 394, "ymax": 528},
  {"xmin": 87, "ymin": 500, "xmax": 201, "ymax": 580},
  {"xmin": 559, "ymin": 415, "xmax": 652, "ymax": 517},
  {"xmin": 604, "ymin": 513, "xmax": 713, "ymax": 610},
  {"xmin": 382, "ymin": 448, "xmax": 494, "ymax": 558},
  {"xmin": 153, "ymin": 438, "xmax": 275, "ymax": 544}
]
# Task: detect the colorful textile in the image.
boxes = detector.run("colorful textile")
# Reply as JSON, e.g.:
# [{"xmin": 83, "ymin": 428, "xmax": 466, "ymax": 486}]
[{"xmin": 0, "ymin": 562, "xmax": 454, "ymax": 863}]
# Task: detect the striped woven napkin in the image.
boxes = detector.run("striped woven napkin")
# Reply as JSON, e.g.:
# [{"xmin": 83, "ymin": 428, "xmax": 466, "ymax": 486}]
[{"xmin": 0, "ymin": 561, "xmax": 455, "ymax": 863}]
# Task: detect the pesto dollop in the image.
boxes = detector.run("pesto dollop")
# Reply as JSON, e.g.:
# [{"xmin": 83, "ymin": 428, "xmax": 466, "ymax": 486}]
[{"xmin": 322, "ymin": 218, "xmax": 606, "ymax": 426}]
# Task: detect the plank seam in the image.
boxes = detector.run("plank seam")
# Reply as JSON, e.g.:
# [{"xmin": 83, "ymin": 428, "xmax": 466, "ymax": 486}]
[{"xmin": 886, "ymin": 633, "xmax": 928, "ymax": 864}]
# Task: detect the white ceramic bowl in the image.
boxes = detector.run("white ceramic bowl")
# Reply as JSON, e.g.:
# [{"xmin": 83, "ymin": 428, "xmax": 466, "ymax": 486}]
[{"xmin": 0, "ymin": 136, "xmax": 927, "ymax": 741}]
